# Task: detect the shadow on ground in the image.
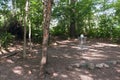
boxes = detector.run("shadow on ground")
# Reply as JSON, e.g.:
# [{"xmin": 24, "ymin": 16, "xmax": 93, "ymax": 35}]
[{"xmin": 0, "ymin": 39, "xmax": 120, "ymax": 80}]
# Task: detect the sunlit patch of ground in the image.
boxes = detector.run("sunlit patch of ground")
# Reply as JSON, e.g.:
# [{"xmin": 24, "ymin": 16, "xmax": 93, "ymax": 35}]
[{"xmin": 0, "ymin": 39, "xmax": 120, "ymax": 80}]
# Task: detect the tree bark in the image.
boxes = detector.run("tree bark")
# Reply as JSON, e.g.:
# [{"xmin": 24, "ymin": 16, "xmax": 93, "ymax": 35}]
[
  {"xmin": 28, "ymin": 19, "xmax": 32, "ymax": 51},
  {"xmin": 23, "ymin": 0, "xmax": 29, "ymax": 58},
  {"xmin": 40, "ymin": 0, "xmax": 52, "ymax": 79},
  {"xmin": 69, "ymin": 16, "xmax": 76, "ymax": 38},
  {"xmin": 69, "ymin": 0, "xmax": 76, "ymax": 38}
]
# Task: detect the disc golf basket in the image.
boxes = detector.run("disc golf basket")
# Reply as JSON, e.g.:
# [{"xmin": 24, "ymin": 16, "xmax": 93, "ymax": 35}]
[{"xmin": 78, "ymin": 34, "xmax": 87, "ymax": 50}]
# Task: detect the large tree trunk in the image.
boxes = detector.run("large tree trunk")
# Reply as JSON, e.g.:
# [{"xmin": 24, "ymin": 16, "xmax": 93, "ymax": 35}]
[
  {"xmin": 69, "ymin": 0, "xmax": 76, "ymax": 38},
  {"xmin": 39, "ymin": 0, "xmax": 52, "ymax": 79},
  {"xmin": 69, "ymin": 16, "xmax": 76, "ymax": 38},
  {"xmin": 23, "ymin": 0, "xmax": 29, "ymax": 58}
]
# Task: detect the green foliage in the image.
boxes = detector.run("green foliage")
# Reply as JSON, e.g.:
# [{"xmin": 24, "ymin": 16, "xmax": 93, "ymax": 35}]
[
  {"xmin": 31, "ymin": 29, "xmax": 42, "ymax": 43},
  {"xmin": 0, "ymin": 32, "xmax": 14, "ymax": 48},
  {"xmin": 51, "ymin": 25, "xmax": 67, "ymax": 37},
  {"xmin": 87, "ymin": 26, "xmax": 120, "ymax": 43},
  {"xmin": 112, "ymin": 26, "xmax": 120, "ymax": 43},
  {"xmin": 0, "ymin": 0, "xmax": 120, "ymax": 44},
  {"xmin": 29, "ymin": 0, "xmax": 43, "ymax": 28},
  {"xmin": 88, "ymin": 28, "xmax": 109, "ymax": 38},
  {"xmin": 87, "ymin": 28, "xmax": 97, "ymax": 38}
]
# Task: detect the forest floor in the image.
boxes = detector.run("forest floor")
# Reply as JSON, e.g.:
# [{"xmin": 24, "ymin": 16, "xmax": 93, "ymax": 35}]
[{"xmin": 0, "ymin": 39, "xmax": 120, "ymax": 80}]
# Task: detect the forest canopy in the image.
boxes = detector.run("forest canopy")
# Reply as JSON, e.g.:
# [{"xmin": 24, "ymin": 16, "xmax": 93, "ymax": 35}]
[{"xmin": 0, "ymin": 0, "xmax": 120, "ymax": 45}]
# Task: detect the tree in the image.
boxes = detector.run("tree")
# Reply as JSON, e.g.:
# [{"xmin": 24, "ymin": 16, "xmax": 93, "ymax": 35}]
[
  {"xmin": 23, "ymin": 0, "xmax": 29, "ymax": 58},
  {"xmin": 28, "ymin": 19, "xmax": 32, "ymax": 50},
  {"xmin": 115, "ymin": 0, "xmax": 120, "ymax": 24},
  {"xmin": 39, "ymin": 0, "xmax": 52, "ymax": 79},
  {"xmin": 69, "ymin": 0, "xmax": 76, "ymax": 38}
]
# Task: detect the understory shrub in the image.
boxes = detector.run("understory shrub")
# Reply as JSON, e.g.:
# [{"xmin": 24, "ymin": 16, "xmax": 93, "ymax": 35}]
[
  {"xmin": 112, "ymin": 27, "xmax": 120, "ymax": 43},
  {"xmin": 88, "ymin": 28, "xmax": 112, "ymax": 38},
  {"xmin": 0, "ymin": 32, "xmax": 14, "ymax": 48},
  {"xmin": 31, "ymin": 29, "xmax": 43, "ymax": 43},
  {"xmin": 50, "ymin": 26, "xmax": 68, "ymax": 39}
]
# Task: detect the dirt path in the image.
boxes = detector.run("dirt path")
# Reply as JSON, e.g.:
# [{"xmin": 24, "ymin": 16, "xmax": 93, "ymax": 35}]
[{"xmin": 0, "ymin": 39, "xmax": 120, "ymax": 80}]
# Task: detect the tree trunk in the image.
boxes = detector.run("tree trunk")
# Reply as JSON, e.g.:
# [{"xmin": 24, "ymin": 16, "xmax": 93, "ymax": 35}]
[
  {"xmin": 69, "ymin": 0, "xmax": 76, "ymax": 38},
  {"xmin": 27, "ymin": 1, "xmax": 32, "ymax": 51},
  {"xmin": 39, "ymin": 0, "xmax": 52, "ymax": 79},
  {"xmin": 28, "ymin": 19, "xmax": 32, "ymax": 51},
  {"xmin": 69, "ymin": 17, "xmax": 76, "ymax": 38},
  {"xmin": 23, "ymin": 0, "xmax": 29, "ymax": 58},
  {"xmin": 12, "ymin": 0, "xmax": 16, "ymax": 16}
]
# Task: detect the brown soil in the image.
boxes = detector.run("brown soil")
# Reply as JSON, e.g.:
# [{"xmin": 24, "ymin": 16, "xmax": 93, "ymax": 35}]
[{"xmin": 0, "ymin": 39, "xmax": 120, "ymax": 80}]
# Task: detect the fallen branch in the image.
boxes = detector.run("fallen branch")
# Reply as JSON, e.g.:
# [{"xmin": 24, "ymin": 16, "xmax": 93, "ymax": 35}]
[{"xmin": 0, "ymin": 52, "xmax": 19, "ymax": 59}]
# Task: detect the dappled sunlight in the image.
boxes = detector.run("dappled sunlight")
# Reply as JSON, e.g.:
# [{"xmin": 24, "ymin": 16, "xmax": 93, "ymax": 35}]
[
  {"xmin": 6, "ymin": 59, "xmax": 14, "ymax": 63},
  {"xmin": 51, "ymin": 55, "xmax": 59, "ymax": 58},
  {"xmin": 24, "ymin": 64, "xmax": 30, "ymax": 68},
  {"xmin": 62, "ymin": 54, "xmax": 72, "ymax": 59},
  {"xmin": 7, "ymin": 47, "xmax": 17, "ymax": 52},
  {"xmin": 0, "ymin": 39, "xmax": 120, "ymax": 80},
  {"xmin": 28, "ymin": 54, "xmax": 38, "ymax": 59},
  {"xmin": 114, "ymin": 65, "xmax": 120, "ymax": 73},
  {"xmin": 84, "ymin": 51, "xmax": 104, "ymax": 56},
  {"xmin": 68, "ymin": 70, "xmax": 95, "ymax": 80},
  {"xmin": 28, "ymin": 70, "xmax": 32, "ymax": 75},
  {"xmin": 32, "ymin": 49, "xmax": 39, "ymax": 52},
  {"xmin": 0, "ymin": 52, "xmax": 2, "ymax": 55},
  {"xmin": 51, "ymin": 54, "xmax": 73, "ymax": 59},
  {"xmin": 81, "ymin": 56, "xmax": 106, "ymax": 60},
  {"xmin": 116, "ymin": 69, "xmax": 120, "ymax": 73},
  {"xmin": 89, "ymin": 48, "xmax": 103, "ymax": 52},
  {"xmin": 8, "ymin": 44, "xmax": 23, "ymax": 51},
  {"xmin": 70, "ymin": 71, "xmax": 76, "ymax": 74},
  {"xmin": 57, "ymin": 40, "xmax": 73, "ymax": 44},
  {"xmin": 50, "ymin": 39, "xmax": 119, "ymax": 61},
  {"xmin": 118, "ymin": 56, "xmax": 120, "ymax": 58},
  {"xmin": 91, "ymin": 42, "xmax": 119, "ymax": 48},
  {"xmin": 60, "ymin": 74, "xmax": 68, "ymax": 78},
  {"xmin": 70, "ymin": 46, "xmax": 88, "ymax": 50},
  {"xmin": 51, "ymin": 53, "xmax": 81, "ymax": 59},
  {"xmin": 51, "ymin": 42, "xmax": 58, "ymax": 46},
  {"xmin": 52, "ymin": 72, "xmax": 58, "ymax": 77},
  {"xmin": 79, "ymin": 74, "xmax": 94, "ymax": 80},
  {"xmin": 81, "ymin": 52, "xmax": 108, "ymax": 60},
  {"xmin": 58, "ymin": 44, "xmax": 68, "ymax": 47},
  {"xmin": 51, "ymin": 72, "xmax": 69, "ymax": 79},
  {"xmin": 0, "ymin": 49, "xmax": 8, "ymax": 54},
  {"xmin": 12, "ymin": 66, "xmax": 24, "ymax": 75},
  {"xmin": 8, "ymin": 47, "xmax": 16, "ymax": 52},
  {"xmin": 0, "ymin": 43, "xmax": 23, "ymax": 59}
]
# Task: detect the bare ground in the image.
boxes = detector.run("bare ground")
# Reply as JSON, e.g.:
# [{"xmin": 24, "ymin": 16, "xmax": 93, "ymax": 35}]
[{"xmin": 0, "ymin": 39, "xmax": 120, "ymax": 80}]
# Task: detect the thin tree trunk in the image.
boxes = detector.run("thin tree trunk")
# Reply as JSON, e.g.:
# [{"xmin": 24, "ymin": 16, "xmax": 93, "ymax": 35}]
[
  {"xmin": 40, "ymin": 0, "xmax": 52, "ymax": 79},
  {"xmin": 27, "ymin": 1, "xmax": 32, "ymax": 51},
  {"xmin": 28, "ymin": 19, "xmax": 32, "ymax": 51},
  {"xmin": 23, "ymin": 0, "xmax": 29, "ymax": 58},
  {"xmin": 12, "ymin": 0, "xmax": 16, "ymax": 16}
]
